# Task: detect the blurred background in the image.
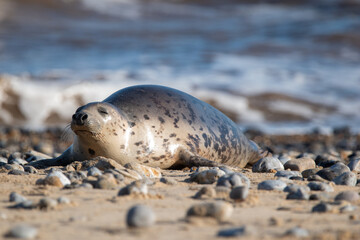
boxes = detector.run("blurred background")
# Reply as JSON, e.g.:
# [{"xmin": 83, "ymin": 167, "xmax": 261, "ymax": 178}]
[{"xmin": 0, "ymin": 0, "xmax": 360, "ymax": 134}]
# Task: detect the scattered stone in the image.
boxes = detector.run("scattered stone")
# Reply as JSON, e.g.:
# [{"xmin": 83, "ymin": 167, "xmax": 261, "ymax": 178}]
[
  {"xmin": 229, "ymin": 186, "xmax": 249, "ymax": 201},
  {"xmin": 307, "ymin": 182, "xmax": 334, "ymax": 192},
  {"xmin": 348, "ymin": 158, "xmax": 360, "ymax": 172},
  {"xmin": 124, "ymin": 162, "xmax": 162, "ymax": 178},
  {"xmin": 301, "ymin": 168, "xmax": 319, "ymax": 178},
  {"xmin": 191, "ymin": 168, "xmax": 226, "ymax": 184},
  {"xmin": 8, "ymin": 170, "xmax": 28, "ymax": 175},
  {"xmin": 194, "ymin": 186, "xmax": 216, "ymax": 199},
  {"xmin": 23, "ymin": 166, "xmax": 38, "ymax": 174},
  {"xmin": 333, "ymin": 172, "xmax": 357, "ymax": 186},
  {"xmin": 10, "ymin": 200, "xmax": 35, "ymax": 210},
  {"xmin": 285, "ymin": 185, "xmax": 310, "ymax": 200},
  {"xmin": 274, "ymin": 170, "xmax": 301, "ymax": 179},
  {"xmin": 160, "ymin": 177, "xmax": 177, "ymax": 185},
  {"xmin": 252, "ymin": 156, "xmax": 284, "ymax": 172},
  {"xmin": 309, "ymin": 193, "xmax": 330, "ymax": 201},
  {"xmin": 65, "ymin": 171, "xmax": 87, "ymax": 183},
  {"xmin": 43, "ymin": 170, "xmax": 71, "ymax": 187},
  {"xmin": 312, "ymin": 202, "xmax": 332, "ymax": 213},
  {"xmin": 217, "ymin": 226, "xmax": 254, "ymax": 237},
  {"xmin": 38, "ymin": 197, "xmax": 58, "ymax": 210},
  {"xmin": 57, "ymin": 196, "xmax": 71, "ymax": 205},
  {"xmin": 118, "ymin": 180, "xmax": 149, "ymax": 196},
  {"xmin": 258, "ymin": 180, "xmax": 287, "ymax": 191},
  {"xmin": 186, "ymin": 201, "xmax": 233, "ymax": 222},
  {"xmin": 9, "ymin": 192, "xmax": 27, "ymax": 203},
  {"xmin": 87, "ymin": 166, "xmax": 102, "ymax": 177},
  {"xmin": 6, "ymin": 224, "xmax": 38, "ymax": 239},
  {"xmin": 289, "ymin": 176, "xmax": 303, "ymax": 181},
  {"xmin": 104, "ymin": 169, "xmax": 124, "ymax": 181},
  {"xmin": 278, "ymin": 155, "xmax": 291, "ymax": 165},
  {"xmin": 217, "ymin": 173, "xmax": 250, "ymax": 188},
  {"xmin": 0, "ymin": 157, "xmax": 8, "ymax": 164},
  {"xmin": 126, "ymin": 205, "xmax": 155, "ymax": 228},
  {"xmin": 284, "ymin": 184, "xmax": 310, "ymax": 193},
  {"xmin": 8, "ymin": 158, "xmax": 28, "ymax": 165},
  {"xmin": 317, "ymin": 162, "xmax": 350, "ymax": 181},
  {"xmin": 340, "ymin": 205, "xmax": 357, "ymax": 213},
  {"xmin": 214, "ymin": 186, "xmax": 231, "ymax": 198},
  {"xmin": 269, "ymin": 217, "xmax": 284, "ymax": 226},
  {"xmin": 2, "ymin": 164, "xmax": 24, "ymax": 172},
  {"xmin": 94, "ymin": 173, "xmax": 117, "ymax": 189},
  {"xmin": 334, "ymin": 191, "xmax": 360, "ymax": 202},
  {"xmin": 307, "ymin": 174, "xmax": 327, "ymax": 182},
  {"xmin": 284, "ymin": 157, "xmax": 315, "ymax": 172},
  {"xmin": 285, "ymin": 227, "xmax": 309, "ymax": 237}
]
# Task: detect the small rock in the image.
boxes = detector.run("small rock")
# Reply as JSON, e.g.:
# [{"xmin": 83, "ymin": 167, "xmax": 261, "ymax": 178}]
[
  {"xmin": 57, "ymin": 196, "xmax": 71, "ymax": 205},
  {"xmin": 126, "ymin": 204, "xmax": 155, "ymax": 228},
  {"xmin": 252, "ymin": 156, "xmax": 284, "ymax": 172},
  {"xmin": 160, "ymin": 177, "xmax": 177, "ymax": 185},
  {"xmin": 214, "ymin": 186, "xmax": 231, "ymax": 198},
  {"xmin": 307, "ymin": 174, "xmax": 327, "ymax": 182},
  {"xmin": 289, "ymin": 176, "xmax": 303, "ymax": 181},
  {"xmin": 217, "ymin": 226, "xmax": 254, "ymax": 237},
  {"xmin": 0, "ymin": 157, "xmax": 8, "ymax": 164},
  {"xmin": 278, "ymin": 155, "xmax": 291, "ymax": 165},
  {"xmin": 87, "ymin": 166, "xmax": 102, "ymax": 177},
  {"xmin": 274, "ymin": 170, "xmax": 301, "ymax": 179},
  {"xmin": 6, "ymin": 224, "xmax": 38, "ymax": 239},
  {"xmin": 118, "ymin": 180, "xmax": 149, "ymax": 196},
  {"xmin": 309, "ymin": 193, "xmax": 330, "ymax": 201},
  {"xmin": 44, "ymin": 171, "xmax": 71, "ymax": 187},
  {"xmin": 258, "ymin": 180, "xmax": 287, "ymax": 191},
  {"xmin": 94, "ymin": 173, "xmax": 117, "ymax": 189},
  {"xmin": 10, "ymin": 200, "xmax": 35, "ymax": 209},
  {"xmin": 194, "ymin": 186, "xmax": 216, "ymax": 199},
  {"xmin": 334, "ymin": 191, "xmax": 360, "ymax": 202},
  {"xmin": 317, "ymin": 162, "xmax": 350, "ymax": 181},
  {"xmin": 43, "ymin": 176, "xmax": 64, "ymax": 187},
  {"xmin": 301, "ymin": 168, "xmax": 319, "ymax": 178},
  {"xmin": 285, "ymin": 185, "xmax": 309, "ymax": 200},
  {"xmin": 216, "ymin": 173, "xmax": 250, "ymax": 188},
  {"xmin": 104, "ymin": 169, "xmax": 124, "ymax": 181},
  {"xmin": 38, "ymin": 197, "xmax": 58, "ymax": 210},
  {"xmin": 9, "ymin": 192, "xmax": 27, "ymax": 203},
  {"xmin": 65, "ymin": 171, "xmax": 87, "ymax": 182},
  {"xmin": 284, "ymin": 184, "xmax": 310, "ymax": 193},
  {"xmin": 284, "ymin": 157, "xmax": 315, "ymax": 172},
  {"xmin": 186, "ymin": 201, "xmax": 233, "ymax": 222},
  {"xmin": 307, "ymin": 182, "xmax": 334, "ymax": 192},
  {"xmin": 229, "ymin": 186, "xmax": 249, "ymax": 201},
  {"xmin": 333, "ymin": 172, "xmax": 357, "ymax": 186},
  {"xmin": 23, "ymin": 166, "xmax": 38, "ymax": 174},
  {"xmin": 348, "ymin": 158, "xmax": 360, "ymax": 172},
  {"xmin": 2, "ymin": 164, "xmax": 24, "ymax": 172},
  {"xmin": 8, "ymin": 170, "xmax": 28, "ymax": 175},
  {"xmin": 312, "ymin": 202, "xmax": 332, "ymax": 213},
  {"xmin": 191, "ymin": 168, "xmax": 225, "ymax": 184},
  {"xmin": 340, "ymin": 205, "xmax": 357, "ymax": 213},
  {"xmin": 8, "ymin": 158, "xmax": 28, "ymax": 165},
  {"xmin": 284, "ymin": 226, "xmax": 309, "ymax": 237}
]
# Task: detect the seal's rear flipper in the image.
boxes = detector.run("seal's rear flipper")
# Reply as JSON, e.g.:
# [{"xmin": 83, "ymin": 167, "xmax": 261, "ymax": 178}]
[
  {"xmin": 177, "ymin": 149, "xmax": 223, "ymax": 168},
  {"xmin": 27, "ymin": 148, "xmax": 73, "ymax": 169}
]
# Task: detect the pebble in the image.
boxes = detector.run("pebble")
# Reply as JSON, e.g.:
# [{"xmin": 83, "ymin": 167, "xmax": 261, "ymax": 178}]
[
  {"xmin": 285, "ymin": 185, "xmax": 310, "ymax": 200},
  {"xmin": 118, "ymin": 180, "xmax": 148, "ymax": 196},
  {"xmin": 284, "ymin": 157, "xmax": 315, "ymax": 172},
  {"xmin": 57, "ymin": 196, "xmax": 71, "ymax": 204},
  {"xmin": 307, "ymin": 174, "xmax": 327, "ymax": 182},
  {"xmin": 301, "ymin": 168, "xmax": 319, "ymax": 178},
  {"xmin": 194, "ymin": 186, "xmax": 216, "ymax": 199},
  {"xmin": 190, "ymin": 168, "xmax": 226, "ymax": 184},
  {"xmin": 6, "ymin": 224, "xmax": 38, "ymax": 239},
  {"xmin": 309, "ymin": 193, "xmax": 330, "ymax": 201},
  {"xmin": 316, "ymin": 162, "xmax": 350, "ymax": 181},
  {"xmin": 274, "ymin": 170, "xmax": 301, "ymax": 179},
  {"xmin": 307, "ymin": 182, "xmax": 334, "ymax": 192},
  {"xmin": 216, "ymin": 173, "xmax": 250, "ymax": 188},
  {"xmin": 214, "ymin": 186, "xmax": 231, "ymax": 198},
  {"xmin": 44, "ymin": 170, "xmax": 71, "ymax": 187},
  {"xmin": 186, "ymin": 201, "xmax": 233, "ymax": 222},
  {"xmin": 284, "ymin": 184, "xmax": 310, "ymax": 193},
  {"xmin": 9, "ymin": 192, "xmax": 27, "ymax": 203},
  {"xmin": 2, "ymin": 164, "xmax": 24, "ymax": 172},
  {"xmin": 38, "ymin": 197, "xmax": 58, "ymax": 210},
  {"xmin": 8, "ymin": 170, "xmax": 28, "ymax": 175},
  {"xmin": 348, "ymin": 157, "xmax": 360, "ymax": 172},
  {"xmin": 334, "ymin": 191, "xmax": 360, "ymax": 202},
  {"xmin": 229, "ymin": 186, "xmax": 249, "ymax": 201},
  {"xmin": 0, "ymin": 157, "xmax": 7, "ymax": 164},
  {"xmin": 104, "ymin": 169, "xmax": 124, "ymax": 181},
  {"xmin": 65, "ymin": 171, "xmax": 87, "ymax": 182},
  {"xmin": 333, "ymin": 172, "xmax": 357, "ymax": 186},
  {"xmin": 126, "ymin": 204, "xmax": 155, "ymax": 228},
  {"xmin": 11, "ymin": 200, "xmax": 35, "ymax": 210},
  {"xmin": 8, "ymin": 158, "xmax": 28, "ymax": 165},
  {"xmin": 340, "ymin": 205, "xmax": 357, "ymax": 213},
  {"xmin": 312, "ymin": 202, "xmax": 332, "ymax": 213},
  {"xmin": 284, "ymin": 226, "xmax": 309, "ymax": 237},
  {"xmin": 278, "ymin": 155, "xmax": 291, "ymax": 165},
  {"xmin": 217, "ymin": 226, "xmax": 254, "ymax": 237},
  {"xmin": 94, "ymin": 173, "xmax": 117, "ymax": 189},
  {"xmin": 252, "ymin": 156, "xmax": 284, "ymax": 172},
  {"xmin": 258, "ymin": 180, "xmax": 287, "ymax": 191},
  {"xmin": 87, "ymin": 166, "xmax": 102, "ymax": 177},
  {"xmin": 23, "ymin": 166, "xmax": 38, "ymax": 174},
  {"xmin": 160, "ymin": 177, "xmax": 177, "ymax": 185}
]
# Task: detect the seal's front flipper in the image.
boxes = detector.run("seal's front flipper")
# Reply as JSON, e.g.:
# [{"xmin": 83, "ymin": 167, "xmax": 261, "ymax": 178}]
[
  {"xmin": 27, "ymin": 148, "xmax": 73, "ymax": 169},
  {"xmin": 178, "ymin": 150, "xmax": 222, "ymax": 168}
]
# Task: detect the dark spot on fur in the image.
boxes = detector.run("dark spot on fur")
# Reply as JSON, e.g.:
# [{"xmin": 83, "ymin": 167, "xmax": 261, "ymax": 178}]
[
  {"xmin": 167, "ymin": 93, "xmax": 172, "ymax": 97},
  {"xmin": 120, "ymin": 145, "xmax": 125, "ymax": 149},
  {"xmin": 129, "ymin": 122, "xmax": 136, "ymax": 127},
  {"xmin": 147, "ymin": 104, "xmax": 152, "ymax": 108},
  {"xmin": 166, "ymin": 100, "xmax": 171, "ymax": 104},
  {"xmin": 152, "ymin": 126, "xmax": 155, "ymax": 128},
  {"xmin": 144, "ymin": 114, "xmax": 150, "ymax": 120},
  {"xmin": 163, "ymin": 139, "xmax": 169, "ymax": 142},
  {"xmin": 169, "ymin": 133, "xmax": 177, "ymax": 138},
  {"xmin": 173, "ymin": 117, "xmax": 179, "ymax": 128},
  {"xmin": 158, "ymin": 116, "xmax": 165, "ymax": 124},
  {"xmin": 144, "ymin": 160, "xmax": 149, "ymax": 164},
  {"xmin": 88, "ymin": 148, "xmax": 95, "ymax": 155},
  {"xmin": 131, "ymin": 131, "xmax": 135, "ymax": 135},
  {"xmin": 176, "ymin": 138, "xmax": 181, "ymax": 141},
  {"xmin": 135, "ymin": 141, "xmax": 143, "ymax": 146},
  {"xmin": 113, "ymin": 132, "xmax": 118, "ymax": 136},
  {"xmin": 137, "ymin": 150, "xmax": 141, "ymax": 155}
]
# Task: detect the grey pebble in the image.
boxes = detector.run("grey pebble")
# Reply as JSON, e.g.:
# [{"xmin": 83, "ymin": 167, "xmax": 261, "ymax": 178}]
[
  {"xmin": 348, "ymin": 157, "xmax": 360, "ymax": 172},
  {"xmin": 6, "ymin": 224, "xmax": 38, "ymax": 239},
  {"xmin": 118, "ymin": 180, "xmax": 148, "ymax": 196},
  {"xmin": 284, "ymin": 184, "xmax": 310, "ymax": 193},
  {"xmin": 94, "ymin": 173, "xmax": 117, "ymax": 189},
  {"xmin": 252, "ymin": 156, "xmax": 284, "ymax": 172},
  {"xmin": 285, "ymin": 185, "xmax": 310, "ymax": 200},
  {"xmin": 194, "ymin": 186, "xmax": 216, "ymax": 199},
  {"xmin": 57, "ymin": 196, "xmax": 71, "ymax": 205},
  {"xmin": 10, "ymin": 200, "xmax": 35, "ymax": 210},
  {"xmin": 191, "ymin": 168, "xmax": 226, "ymax": 184},
  {"xmin": 229, "ymin": 186, "xmax": 249, "ymax": 201},
  {"xmin": 23, "ymin": 166, "xmax": 38, "ymax": 174},
  {"xmin": 8, "ymin": 170, "xmax": 28, "ymax": 176},
  {"xmin": 217, "ymin": 173, "xmax": 250, "ymax": 188},
  {"xmin": 316, "ymin": 162, "xmax": 350, "ymax": 181},
  {"xmin": 309, "ymin": 193, "xmax": 330, "ymax": 201},
  {"xmin": 160, "ymin": 177, "xmax": 177, "ymax": 185},
  {"xmin": 258, "ymin": 180, "xmax": 287, "ymax": 191},
  {"xmin": 307, "ymin": 182, "xmax": 334, "ymax": 192},
  {"xmin": 45, "ymin": 170, "xmax": 71, "ymax": 186},
  {"xmin": 312, "ymin": 202, "xmax": 332, "ymax": 213},
  {"xmin": 104, "ymin": 169, "xmax": 124, "ymax": 181},
  {"xmin": 340, "ymin": 205, "xmax": 357, "ymax": 213},
  {"xmin": 275, "ymin": 170, "xmax": 301, "ymax": 179},
  {"xmin": 217, "ymin": 226, "xmax": 254, "ymax": 237},
  {"xmin": 8, "ymin": 158, "xmax": 28, "ymax": 165},
  {"xmin": 126, "ymin": 204, "xmax": 155, "ymax": 228},
  {"xmin": 0, "ymin": 157, "xmax": 7, "ymax": 164},
  {"xmin": 3, "ymin": 164, "xmax": 24, "ymax": 172},
  {"xmin": 285, "ymin": 227, "xmax": 309, "ymax": 237},
  {"xmin": 186, "ymin": 201, "xmax": 233, "ymax": 222},
  {"xmin": 334, "ymin": 191, "xmax": 360, "ymax": 202},
  {"xmin": 301, "ymin": 168, "xmax": 319, "ymax": 178},
  {"xmin": 38, "ymin": 197, "xmax": 58, "ymax": 210},
  {"xmin": 65, "ymin": 171, "xmax": 87, "ymax": 182},
  {"xmin": 333, "ymin": 172, "xmax": 357, "ymax": 186},
  {"xmin": 278, "ymin": 155, "xmax": 291, "ymax": 165},
  {"xmin": 308, "ymin": 174, "xmax": 327, "ymax": 182},
  {"xmin": 9, "ymin": 192, "xmax": 27, "ymax": 203},
  {"xmin": 87, "ymin": 166, "xmax": 102, "ymax": 177}
]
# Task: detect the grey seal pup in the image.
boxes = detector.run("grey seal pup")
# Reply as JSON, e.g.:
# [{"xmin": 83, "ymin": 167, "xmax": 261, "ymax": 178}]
[{"xmin": 30, "ymin": 85, "xmax": 262, "ymax": 169}]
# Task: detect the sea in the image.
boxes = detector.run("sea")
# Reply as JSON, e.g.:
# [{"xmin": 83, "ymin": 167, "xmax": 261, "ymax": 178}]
[{"xmin": 0, "ymin": 0, "xmax": 360, "ymax": 134}]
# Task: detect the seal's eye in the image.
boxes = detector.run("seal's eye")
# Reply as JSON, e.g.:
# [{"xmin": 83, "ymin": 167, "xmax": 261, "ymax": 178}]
[{"xmin": 98, "ymin": 107, "xmax": 108, "ymax": 115}]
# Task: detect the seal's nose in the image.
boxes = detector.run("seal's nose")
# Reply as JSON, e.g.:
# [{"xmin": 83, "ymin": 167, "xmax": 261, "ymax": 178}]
[{"xmin": 72, "ymin": 112, "xmax": 88, "ymax": 125}]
